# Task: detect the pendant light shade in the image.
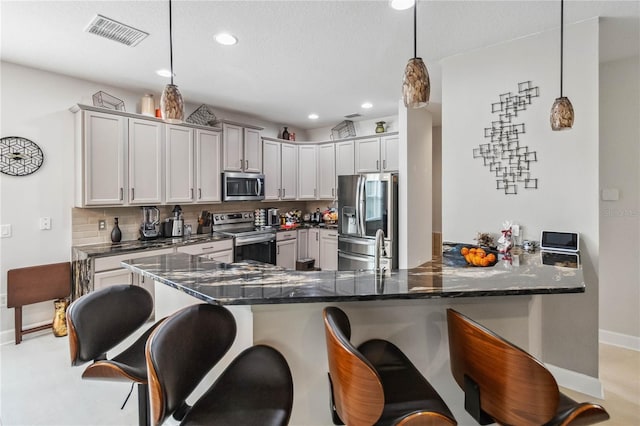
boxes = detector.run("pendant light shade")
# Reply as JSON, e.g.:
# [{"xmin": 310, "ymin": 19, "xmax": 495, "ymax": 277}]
[
  {"xmin": 402, "ymin": 1, "xmax": 430, "ymax": 108},
  {"xmin": 161, "ymin": 0, "xmax": 184, "ymax": 123},
  {"xmin": 550, "ymin": 0, "xmax": 573, "ymax": 130}
]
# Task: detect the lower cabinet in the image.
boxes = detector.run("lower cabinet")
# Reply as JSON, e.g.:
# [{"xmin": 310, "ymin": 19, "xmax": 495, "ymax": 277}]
[
  {"xmin": 319, "ymin": 229, "xmax": 338, "ymax": 271},
  {"xmin": 308, "ymin": 229, "xmax": 320, "ymax": 266},
  {"xmin": 297, "ymin": 229, "xmax": 308, "ymax": 260},
  {"xmin": 176, "ymin": 239, "xmax": 234, "ymax": 263},
  {"xmin": 276, "ymin": 231, "xmax": 297, "ymax": 270}
]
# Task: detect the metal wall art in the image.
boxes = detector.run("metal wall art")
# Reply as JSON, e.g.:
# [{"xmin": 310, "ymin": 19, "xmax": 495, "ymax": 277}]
[
  {"xmin": 0, "ymin": 136, "xmax": 44, "ymax": 176},
  {"xmin": 475, "ymin": 81, "xmax": 540, "ymax": 195}
]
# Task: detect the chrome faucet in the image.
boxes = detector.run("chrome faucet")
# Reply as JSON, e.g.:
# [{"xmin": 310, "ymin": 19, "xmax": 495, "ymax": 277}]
[{"xmin": 374, "ymin": 229, "xmax": 385, "ymax": 275}]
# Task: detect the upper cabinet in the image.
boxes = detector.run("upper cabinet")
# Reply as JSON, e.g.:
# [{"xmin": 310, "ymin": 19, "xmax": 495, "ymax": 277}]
[
  {"xmin": 263, "ymin": 140, "xmax": 298, "ymax": 201},
  {"xmin": 76, "ymin": 110, "xmax": 127, "ymax": 206},
  {"xmin": 281, "ymin": 143, "xmax": 298, "ymax": 200},
  {"xmin": 72, "ymin": 105, "xmax": 223, "ymax": 207},
  {"xmin": 195, "ymin": 129, "xmax": 222, "ymax": 203},
  {"xmin": 222, "ymin": 122, "xmax": 263, "ymax": 173},
  {"xmin": 298, "ymin": 145, "xmax": 317, "ymax": 200},
  {"xmin": 317, "ymin": 143, "xmax": 336, "ymax": 199},
  {"xmin": 355, "ymin": 135, "xmax": 398, "ymax": 173},
  {"xmin": 335, "ymin": 140, "xmax": 355, "ymax": 177}
]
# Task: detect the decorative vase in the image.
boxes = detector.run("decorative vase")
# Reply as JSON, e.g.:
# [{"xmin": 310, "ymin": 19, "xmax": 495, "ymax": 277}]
[
  {"xmin": 53, "ymin": 298, "xmax": 69, "ymax": 337},
  {"xmin": 111, "ymin": 217, "xmax": 122, "ymax": 243},
  {"xmin": 282, "ymin": 127, "xmax": 290, "ymax": 140},
  {"xmin": 141, "ymin": 94, "xmax": 155, "ymax": 116},
  {"xmin": 375, "ymin": 121, "xmax": 386, "ymax": 133}
]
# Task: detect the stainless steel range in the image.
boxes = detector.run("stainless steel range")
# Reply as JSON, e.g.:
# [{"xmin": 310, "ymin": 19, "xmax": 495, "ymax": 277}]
[{"xmin": 212, "ymin": 211, "xmax": 277, "ymax": 264}]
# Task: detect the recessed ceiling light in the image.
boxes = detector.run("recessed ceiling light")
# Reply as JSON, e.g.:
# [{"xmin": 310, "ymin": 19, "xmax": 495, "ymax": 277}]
[
  {"xmin": 361, "ymin": 102, "xmax": 373, "ymax": 109},
  {"xmin": 308, "ymin": 114, "xmax": 319, "ymax": 120},
  {"xmin": 215, "ymin": 33, "xmax": 237, "ymax": 46},
  {"xmin": 156, "ymin": 69, "xmax": 173, "ymax": 78},
  {"xmin": 390, "ymin": 0, "xmax": 415, "ymax": 10}
]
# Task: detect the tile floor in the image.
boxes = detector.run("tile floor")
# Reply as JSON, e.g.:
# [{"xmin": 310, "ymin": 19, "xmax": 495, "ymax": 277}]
[{"xmin": 1, "ymin": 330, "xmax": 638, "ymax": 425}]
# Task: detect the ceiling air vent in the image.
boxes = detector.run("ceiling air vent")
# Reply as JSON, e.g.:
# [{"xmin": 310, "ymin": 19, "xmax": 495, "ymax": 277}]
[
  {"xmin": 84, "ymin": 14, "xmax": 149, "ymax": 47},
  {"xmin": 344, "ymin": 113, "xmax": 361, "ymax": 119}
]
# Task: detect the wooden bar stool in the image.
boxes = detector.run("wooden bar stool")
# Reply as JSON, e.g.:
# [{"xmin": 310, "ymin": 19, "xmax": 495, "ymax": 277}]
[
  {"xmin": 66, "ymin": 284, "xmax": 165, "ymax": 426},
  {"xmin": 323, "ymin": 306, "xmax": 457, "ymax": 426},
  {"xmin": 145, "ymin": 303, "xmax": 294, "ymax": 426},
  {"xmin": 447, "ymin": 308, "xmax": 610, "ymax": 426}
]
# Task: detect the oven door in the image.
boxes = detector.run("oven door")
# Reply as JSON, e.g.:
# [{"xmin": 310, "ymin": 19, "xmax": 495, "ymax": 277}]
[{"xmin": 234, "ymin": 234, "xmax": 276, "ymax": 265}]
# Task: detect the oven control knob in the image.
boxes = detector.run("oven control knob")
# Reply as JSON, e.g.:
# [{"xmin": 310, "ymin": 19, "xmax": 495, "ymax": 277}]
[
  {"xmin": 220, "ymin": 215, "xmax": 225, "ymax": 220},
  {"xmin": 244, "ymin": 213, "xmax": 250, "ymax": 218},
  {"xmin": 214, "ymin": 215, "xmax": 220, "ymax": 220}
]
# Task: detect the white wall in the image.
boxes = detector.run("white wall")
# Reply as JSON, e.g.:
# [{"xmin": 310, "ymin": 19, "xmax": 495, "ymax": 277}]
[
  {"xmin": 0, "ymin": 61, "xmax": 284, "ymax": 342},
  {"xmin": 598, "ymin": 55, "xmax": 640, "ymax": 348},
  {"xmin": 442, "ymin": 19, "xmax": 600, "ymax": 376},
  {"xmin": 306, "ymin": 114, "xmax": 398, "ymax": 142}
]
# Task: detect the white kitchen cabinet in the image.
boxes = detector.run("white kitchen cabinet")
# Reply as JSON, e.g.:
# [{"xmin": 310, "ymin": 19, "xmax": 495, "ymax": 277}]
[
  {"xmin": 128, "ymin": 118, "xmax": 163, "ymax": 205},
  {"xmin": 335, "ymin": 140, "xmax": 355, "ymax": 177},
  {"xmin": 298, "ymin": 145, "xmax": 317, "ymax": 199},
  {"xmin": 263, "ymin": 140, "xmax": 297, "ymax": 200},
  {"xmin": 308, "ymin": 228, "xmax": 320, "ymax": 264},
  {"xmin": 276, "ymin": 231, "xmax": 297, "ymax": 270},
  {"xmin": 297, "ymin": 229, "xmax": 308, "ymax": 260},
  {"xmin": 93, "ymin": 268, "xmax": 133, "ymax": 291},
  {"xmin": 381, "ymin": 135, "xmax": 399, "ymax": 172},
  {"xmin": 77, "ymin": 110, "xmax": 127, "ymax": 206},
  {"xmin": 319, "ymin": 229, "xmax": 338, "ymax": 271},
  {"xmin": 222, "ymin": 122, "xmax": 262, "ymax": 172},
  {"xmin": 318, "ymin": 143, "xmax": 336, "ymax": 199},
  {"xmin": 355, "ymin": 137, "xmax": 381, "ymax": 173},
  {"xmin": 355, "ymin": 135, "xmax": 399, "ymax": 173},
  {"xmin": 177, "ymin": 239, "xmax": 234, "ymax": 263},
  {"xmin": 165, "ymin": 125, "xmax": 194, "ymax": 203},
  {"xmin": 195, "ymin": 129, "xmax": 222, "ymax": 203}
]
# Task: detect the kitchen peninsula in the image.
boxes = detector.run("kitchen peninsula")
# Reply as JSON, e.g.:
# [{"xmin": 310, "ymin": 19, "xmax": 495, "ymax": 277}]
[{"xmin": 121, "ymin": 245, "xmax": 585, "ymax": 425}]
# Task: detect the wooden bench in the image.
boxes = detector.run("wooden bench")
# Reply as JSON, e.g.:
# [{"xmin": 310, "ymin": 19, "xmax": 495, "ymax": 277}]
[{"xmin": 7, "ymin": 262, "xmax": 72, "ymax": 344}]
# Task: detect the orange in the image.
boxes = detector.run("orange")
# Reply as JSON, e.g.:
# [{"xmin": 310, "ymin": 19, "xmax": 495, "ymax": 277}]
[
  {"xmin": 476, "ymin": 248, "xmax": 486, "ymax": 256},
  {"xmin": 461, "ymin": 247, "xmax": 469, "ymax": 255},
  {"xmin": 477, "ymin": 251, "xmax": 486, "ymax": 258},
  {"xmin": 469, "ymin": 248, "xmax": 477, "ymax": 254},
  {"xmin": 481, "ymin": 258, "xmax": 490, "ymax": 267},
  {"xmin": 486, "ymin": 253, "xmax": 496, "ymax": 263}
]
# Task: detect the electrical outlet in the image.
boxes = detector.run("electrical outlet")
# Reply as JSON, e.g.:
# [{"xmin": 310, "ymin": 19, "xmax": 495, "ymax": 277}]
[
  {"xmin": 0, "ymin": 224, "xmax": 11, "ymax": 238},
  {"xmin": 39, "ymin": 217, "xmax": 52, "ymax": 230},
  {"xmin": 0, "ymin": 294, "xmax": 7, "ymax": 308},
  {"xmin": 98, "ymin": 220, "xmax": 106, "ymax": 230}
]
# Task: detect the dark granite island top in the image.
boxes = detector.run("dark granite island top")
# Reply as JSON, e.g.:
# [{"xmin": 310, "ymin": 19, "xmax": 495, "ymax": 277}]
[{"xmin": 120, "ymin": 244, "xmax": 585, "ymax": 305}]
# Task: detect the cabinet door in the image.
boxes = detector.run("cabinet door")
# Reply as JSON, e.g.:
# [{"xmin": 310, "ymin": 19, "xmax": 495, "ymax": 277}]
[
  {"xmin": 196, "ymin": 129, "xmax": 222, "ymax": 203},
  {"xmin": 297, "ymin": 229, "xmax": 308, "ymax": 260},
  {"xmin": 133, "ymin": 273, "xmax": 154, "ymax": 301},
  {"xmin": 276, "ymin": 239, "xmax": 297, "ymax": 270},
  {"xmin": 318, "ymin": 143, "xmax": 336, "ymax": 199},
  {"xmin": 298, "ymin": 145, "xmax": 317, "ymax": 199},
  {"xmin": 165, "ymin": 125, "xmax": 194, "ymax": 203},
  {"xmin": 308, "ymin": 229, "xmax": 320, "ymax": 263},
  {"xmin": 206, "ymin": 249, "xmax": 234, "ymax": 264},
  {"xmin": 320, "ymin": 230, "xmax": 338, "ymax": 271},
  {"xmin": 129, "ymin": 118, "xmax": 163, "ymax": 204},
  {"xmin": 335, "ymin": 140, "xmax": 355, "ymax": 177},
  {"xmin": 222, "ymin": 123, "xmax": 243, "ymax": 172},
  {"xmin": 381, "ymin": 135, "xmax": 399, "ymax": 172},
  {"xmin": 355, "ymin": 137, "xmax": 381, "ymax": 173},
  {"xmin": 280, "ymin": 143, "xmax": 298, "ymax": 200},
  {"xmin": 243, "ymin": 128, "xmax": 262, "ymax": 172},
  {"xmin": 83, "ymin": 111, "xmax": 126, "ymax": 206},
  {"xmin": 94, "ymin": 268, "xmax": 132, "ymax": 291},
  {"xmin": 262, "ymin": 140, "xmax": 281, "ymax": 200}
]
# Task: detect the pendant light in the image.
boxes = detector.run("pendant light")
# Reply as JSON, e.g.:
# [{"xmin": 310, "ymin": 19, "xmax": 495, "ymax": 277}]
[
  {"xmin": 550, "ymin": 0, "xmax": 574, "ymax": 130},
  {"xmin": 402, "ymin": 0, "xmax": 430, "ymax": 109},
  {"xmin": 161, "ymin": 0, "xmax": 184, "ymax": 123}
]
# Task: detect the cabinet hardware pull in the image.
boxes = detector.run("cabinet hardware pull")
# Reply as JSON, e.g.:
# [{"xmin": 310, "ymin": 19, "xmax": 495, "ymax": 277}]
[
  {"xmin": 332, "ymin": 188, "xmax": 335, "ymax": 197},
  {"xmin": 245, "ymin": 160, "xmax": 249, "ymax": 169},
  {"xmin": 277, "ymin": 246, "xmax": 280, "ymax": 255},
  {"xmin": 376, "ymin": 160, "xmax": 379, "ymax": 170},
  {"xmin": 314, "ymin": 188, "xmax": 317, "ymax": 197},
  {"xmin": 191, "ymin": 188, "xmax": 194, "ymax": 199},
  {"xmin": 120, "ymin": 188, "xmax": 123, "ymax": 201},
  {"xmin": 131, "ymin": 188, "xmax": 134, "ymax": 200},
  {"xmin": 198, "ymin": 188, "xmax": 202, "ymax": 199},
  {"xmin": 283, "ymin": 188, "xmax": 286, "ymax": 198},
  {"xmin": 383, "ymin": 160, "xmax": 386, "ymax": 169},
  {"xmin": 316, "ymin": 233, "xmax": 319, "ymax": 241},
  {"xmin": 278, "ymin": 188, "xmax": 281, "ymax": 198}
]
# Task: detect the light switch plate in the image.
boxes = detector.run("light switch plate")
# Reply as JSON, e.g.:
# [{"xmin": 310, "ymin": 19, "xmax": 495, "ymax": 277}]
[{"xmin": 39, "ymin": 217, "xmax": 52, "ymax": 230}]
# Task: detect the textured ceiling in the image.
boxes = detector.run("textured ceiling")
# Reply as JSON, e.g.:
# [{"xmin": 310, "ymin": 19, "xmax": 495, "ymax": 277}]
[{"xmin": 1, "ymin": 0, "xmax": 638, "ymax": 129}]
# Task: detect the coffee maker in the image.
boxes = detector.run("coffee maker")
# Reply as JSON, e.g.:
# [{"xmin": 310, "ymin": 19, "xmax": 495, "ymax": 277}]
[
  {"xmin": 140, "ymin": 206, "xmax": 160, "ymax": 240},
  {"xmin": 163, "ymin": 205, "xmax": 183, "ymax": 237}
]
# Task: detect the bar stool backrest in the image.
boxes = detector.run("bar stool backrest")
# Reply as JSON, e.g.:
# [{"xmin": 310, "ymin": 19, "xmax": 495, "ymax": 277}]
[
  {"xmin": 447, "ymin": 308, "xmax": 559, "ymax": 425},
  {"xmin": 323, "ymin": 306, "xmax": 384, "ymax": 426}
]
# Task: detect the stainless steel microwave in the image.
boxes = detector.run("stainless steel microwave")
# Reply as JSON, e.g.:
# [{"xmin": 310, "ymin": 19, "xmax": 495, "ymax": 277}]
[{"xmin": 222, "ymin": 172, "xmax": 265, "ymax": 201}]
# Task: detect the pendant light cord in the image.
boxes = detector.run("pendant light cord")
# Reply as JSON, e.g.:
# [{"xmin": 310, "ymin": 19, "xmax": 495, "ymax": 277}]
[
  {"xmin": 169, "ymin": 0, "xmax": 174, "ymax": 85},
  {"xmin": 560, "ymin": 0, "xmax": 564, "ymax": 97},
  {"xmin": 413, "ymin": 1, "xmax": 417, "ymax": 59}
]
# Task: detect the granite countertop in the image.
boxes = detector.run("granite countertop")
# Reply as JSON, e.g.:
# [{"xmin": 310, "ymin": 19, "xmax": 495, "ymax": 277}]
[
  {"xmin": 120, "ymin": 244, "xmax": 585, "ymax": 306},
  {"xmin": 72, "ymin": 233, "xmax": 233, "ymax": 259}
]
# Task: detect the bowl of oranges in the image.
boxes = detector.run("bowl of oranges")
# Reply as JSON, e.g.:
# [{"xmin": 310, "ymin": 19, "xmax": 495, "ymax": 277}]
[{"xmin": 460, "ymin": 246, "xmax": 498, "ymax": 267}]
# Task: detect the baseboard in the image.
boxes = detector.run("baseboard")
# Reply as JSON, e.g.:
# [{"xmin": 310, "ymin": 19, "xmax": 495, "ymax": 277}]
[
  {"xmin": 0, "ymin": 320, "xmax": 52, "ymax": 346},
  {"xmin": 546, "ymin": 364, "xmax": 604, "ymax": 399},
  {"xmin": 599, "ymin": 329, "xmax": 640, "ymax": 351}
]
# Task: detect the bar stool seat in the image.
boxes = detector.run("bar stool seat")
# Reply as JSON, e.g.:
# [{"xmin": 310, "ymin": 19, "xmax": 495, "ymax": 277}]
[{"xmin": 323, "ymin": 306, "xmax": 456, "ymax": 426}]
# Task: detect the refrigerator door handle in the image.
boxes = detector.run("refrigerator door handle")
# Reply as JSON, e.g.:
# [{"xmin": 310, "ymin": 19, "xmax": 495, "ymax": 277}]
[
  {"xmin": 358, "ymin": 176, "xmax": 366, "ymax": 236},
  {"xmin": 339, "ymin": 236, "xmax": 375, "ymax": 246}
]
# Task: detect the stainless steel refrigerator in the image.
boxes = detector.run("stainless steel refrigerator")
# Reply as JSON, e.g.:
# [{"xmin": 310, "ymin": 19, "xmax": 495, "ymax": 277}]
[{"xmin": 337, "ymin": 173, "xmax": 398, "ymax": 272}]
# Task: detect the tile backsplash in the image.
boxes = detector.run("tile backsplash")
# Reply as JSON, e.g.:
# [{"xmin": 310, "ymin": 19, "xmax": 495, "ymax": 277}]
[{"xmin": 72, "ymin": 201, "xmax": 317, "ymax": 246}]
